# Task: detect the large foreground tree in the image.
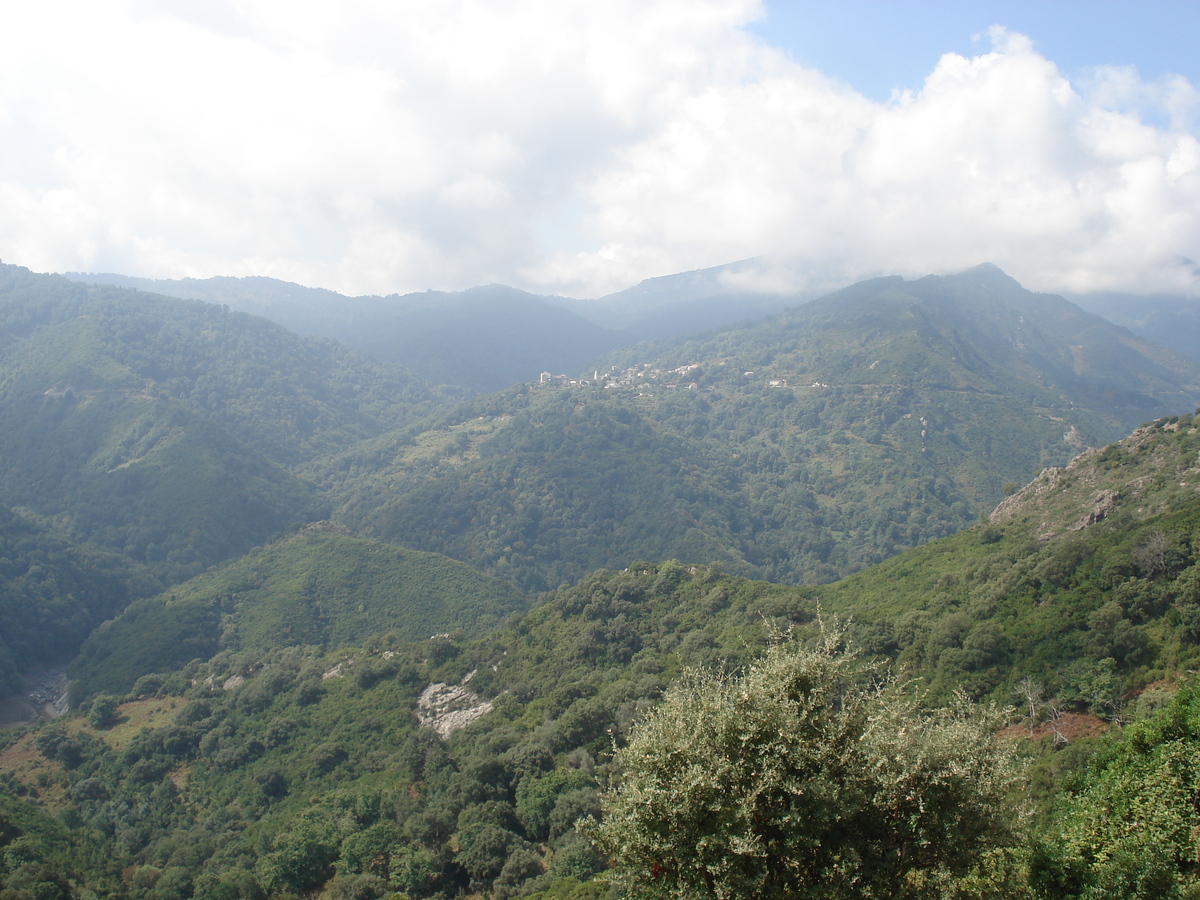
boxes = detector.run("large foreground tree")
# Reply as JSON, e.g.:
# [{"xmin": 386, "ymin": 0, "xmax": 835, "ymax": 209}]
[{"xmin": 587, "ymin": 630, "xmax": 1023, "ymax": 899}]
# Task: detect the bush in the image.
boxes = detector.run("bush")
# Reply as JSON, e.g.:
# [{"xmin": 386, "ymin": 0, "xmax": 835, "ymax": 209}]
[
  {"xmin": 586, "ymin": 629, "xmax": 1022, "ymax": 899},
  {"xmin": 87, "ymin": 694, "xmax": 120, "ymax": 729}
]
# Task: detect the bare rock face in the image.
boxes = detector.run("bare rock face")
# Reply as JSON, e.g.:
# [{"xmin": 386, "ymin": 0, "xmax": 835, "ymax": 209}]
[
  {"xmin": 417, "ymin": 671, "xmax": 493, "ymax": 738},
  {"xmin": 1075, "ymin": 489, "xmax": 1120, "ymax": 531},
  {"xmin": 989, "ymin": 417, "xmax": 1200, "ymax": 542},
  {"xmin": 990, "ymin": 466, "xmax": 1067, "ymax": 524}
]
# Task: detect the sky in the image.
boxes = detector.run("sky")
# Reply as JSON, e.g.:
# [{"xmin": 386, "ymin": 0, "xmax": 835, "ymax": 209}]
[{"xmin": 1, "ymin": 0, "xmax": 1198, "ymax": 300}]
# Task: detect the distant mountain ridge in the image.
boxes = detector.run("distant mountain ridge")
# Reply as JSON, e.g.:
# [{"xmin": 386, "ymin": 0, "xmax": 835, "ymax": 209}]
[
  {"xmin": 11, "ymin": 258, "xmax": 1200, "ymax": 662},
  {"xmin": 567, "ymin": 257, "xmax": 811, "ymax": 336},
  {"xmin": 7, "ymin": 262, "xmax": 1200, "ymax": 897},
  {"xmin": 66, "ymin": 258, "xmax": 817, "ymax": 389},
  {"xmin": 67, "ymin": 273, "xmax": 632, "ymax": 393},
  {"xmin": 1070, "ymin": 290, "xmax": 1200, "ymax": 365}
]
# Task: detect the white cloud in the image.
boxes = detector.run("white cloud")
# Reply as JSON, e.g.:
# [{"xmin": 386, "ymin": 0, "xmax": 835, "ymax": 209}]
[{"xmin": 0, "ymin": 4, "xmax": 1197, "ymax": 298}]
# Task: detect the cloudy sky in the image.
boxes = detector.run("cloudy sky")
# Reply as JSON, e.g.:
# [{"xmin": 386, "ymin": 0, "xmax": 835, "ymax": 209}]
[{"xmin": 2, "ymin": 1, "xmax": 1198, "ymax": 299}]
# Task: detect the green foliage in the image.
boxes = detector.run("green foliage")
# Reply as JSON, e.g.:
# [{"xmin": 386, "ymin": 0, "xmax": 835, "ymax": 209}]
[
  {"xmin": 0, "ymin": 788, "xmax": 122, "ymax": 897},
  {"xmin": 2, "ymin": 561, "xmax": 818, "ymax": 900},
  {"xmin": 587, "ymin": 631, "xmax": 1021, "ymax": 899},
  {"xmin": 0, "ymin": 263, "xmax": 448, "ymax": 583},
  {"xmin": 0, "ymin": 503, "xmax": 158, "ymax": 689},
  {"xmin": 68, "ymin": 528, "xmax": 529, "ymax": 701},
  {"xmin": 1031, "ymin": 682, "xmax": 1200, "ymax": 898},
  {"xmin": 85, "ymin": 694, "xmax": 120, "ymax": 729},
  {"xmin": 782, "ymin": 414, "xmax": 1200, "ymax": 713},
  {"xmin": 68, "ymin": 595, "xmax": 222, "ymax": 702},
  {"xmin": 3, "ymin": 262, "xmax": 1200, "ymax": 898}
]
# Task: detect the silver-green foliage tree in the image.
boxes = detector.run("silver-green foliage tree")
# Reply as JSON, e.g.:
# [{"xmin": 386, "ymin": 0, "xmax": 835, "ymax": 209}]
[{"xmin": 587, "ymin": 630, "xmax": 1021, "ymax": 899}]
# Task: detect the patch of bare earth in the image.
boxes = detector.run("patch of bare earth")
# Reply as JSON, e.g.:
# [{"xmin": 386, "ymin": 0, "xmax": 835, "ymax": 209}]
[{"xmin": 999, "ymin": 712, "xmax": 1110, "ymax": 743}]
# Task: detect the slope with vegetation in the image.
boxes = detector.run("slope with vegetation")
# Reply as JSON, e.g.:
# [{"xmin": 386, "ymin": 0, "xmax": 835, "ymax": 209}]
[
  {"xmin": 0, "ymin": 263, "xmax": 451, "ymax": 582},
  {"xmin": 6, "ymin": 407, "xmax": 1200, "ymax": 896},
  {"xmin": 0, "ymin": 504, "xmax": 158, "ymax": 696},
  {"xmin": 68, "ymin": 525, "xmax": 530, "ymax": 701},
  {"xmin": 812, "ymin": 413, "xmax": 1200, "ymax": 714},
  {"xmin": 327, "ymin": 265, "xmax": 1200, "ymax": 591},
  {"xmin": 68, "ymin": 274, "xmax": 632, "ymax": 393},
  {"xmin": 589, "ymin": 633, "xmax": 1021, "ymax": 899},
  {"xmin": 6, "ymin": 261, "xmax": 1200, "ymax": 896},
  {"xmin": 1, "ymin": 562, "xmax": 815, "ymax": 900}
]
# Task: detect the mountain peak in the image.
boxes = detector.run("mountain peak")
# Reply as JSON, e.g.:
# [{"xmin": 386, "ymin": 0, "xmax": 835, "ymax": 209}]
[{"xmin": 947, "ymin": 262, "xmax": 1026, "ymax": 292}]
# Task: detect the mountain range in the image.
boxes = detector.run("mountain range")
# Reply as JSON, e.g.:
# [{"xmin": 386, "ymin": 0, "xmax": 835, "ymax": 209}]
[
  {"xmin": 1, "ymin": 260, "xmax": 1197, "ymax": 683},
  {"xmin": 330, "ymin": 264, "xmax": 1200, "ymax": 588},
  {"xmin": 67, "ymin": 259, "xmax": 809, "ymax": 392},
  {"xmin": 4, "ymin": 254, "xmax": 1200, "ymax": 897}
]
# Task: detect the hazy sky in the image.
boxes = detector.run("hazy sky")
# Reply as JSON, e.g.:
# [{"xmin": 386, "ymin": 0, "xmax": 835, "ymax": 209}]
[{"xmin": 2, "ymin": 1, "xmax": 1198, "ymax": 299}]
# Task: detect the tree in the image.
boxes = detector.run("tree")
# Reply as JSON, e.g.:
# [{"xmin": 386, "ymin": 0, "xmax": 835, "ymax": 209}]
[
  {"xmin": 1016, "ymin": 677, "xmax": 1043, "ymax": 735},
  {"xmin": 87, "ymin": 693, "xmax": 120, "ymax": 729},
  {"xmin": 586, "ymin": 629, "xmax": 1022, "ymax": 899}
]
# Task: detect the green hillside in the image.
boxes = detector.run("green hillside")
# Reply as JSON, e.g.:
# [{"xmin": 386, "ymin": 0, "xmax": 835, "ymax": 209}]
[
  {"xmin": 6, "ymin": 410, "xmax": 1200, "ymax": 897},
  {"xmin": 328, "ymin": 265, "xmax": 1200, "ymax": 591},
  {"xmin": 813, "ymin": 413, "xmax": 1200, "ymax": 711},
  {"xmin": 17, "ymin": 261, "xmax": 1198, "ymax": 596},
  {"xmin": 3, "ymin": 264, "xmax": 1200, "ymax": 897},
  {"xmin": 2, "ymin": 562, "xmax": 817, "ymax": 900},
  {"xmin": 1, "ymin": 265, "xmax": 446, "ymax": 466},
  {"xmin": 0, "ymin": 264, "xmax": 453, "ymax": 580},
  {"xmin": 68, "ymin": 526, "xmax": 531, "ymax": 700},
  {"xmin": 0, "ymin": 505, "xmax": 159, "ymax": 694},
  {"xmin": 0, "ymin": 386, "xmax": 323, "ymax": 581}
]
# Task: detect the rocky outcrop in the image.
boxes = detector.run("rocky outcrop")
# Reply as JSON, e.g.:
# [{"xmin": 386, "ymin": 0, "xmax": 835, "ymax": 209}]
[{"xmin": 417, "ymin": 671, "xmax": 493, "ymax": 738}]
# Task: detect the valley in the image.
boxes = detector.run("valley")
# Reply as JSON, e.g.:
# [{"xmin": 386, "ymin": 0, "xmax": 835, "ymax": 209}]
[{"xmin": 2, "ymin": 260, "xmax": 1200, "ymax": 898}]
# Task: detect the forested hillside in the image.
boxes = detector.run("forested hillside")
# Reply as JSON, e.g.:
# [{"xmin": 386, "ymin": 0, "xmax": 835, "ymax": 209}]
[
  {"xmin": 7, "ymin": 410, "xmax": 1200, "ymax": 897},
  {"xmin": 0, "ymin": 505, "xmax": 158, "ymax": 695},
  {"xmin": 28, "ymin": 261, "xmax": 1200, "ymax": 595},
  {"xmin": 69, "ymin": 525, "xmax": 530, "ymax": 701},
  {"xmin": 818, "ymin": 413, "xmax": 1200, "ymax": 710},
  {"xmin": 1, "ymin": 266, "xmax": 445, "ymax": 465},
  {"xmin": 6, "ymin": 261, "xmax": 1200, "ymax": 900},
  {"xmin": 0, "ymin": 264, "xmax": 448, "ymax": 581},
  {"xmin": 328, "ymin": 264, "xmax": 1200, "ymax": 590},
  {"xmin": 4, "ymin": 260, "xmax": 1199, "ymax": 668}
]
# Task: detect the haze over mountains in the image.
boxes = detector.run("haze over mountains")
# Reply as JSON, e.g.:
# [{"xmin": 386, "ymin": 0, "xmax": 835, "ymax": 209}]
[
  {"xmin": 68, "ymin": 259, "xmax": 811, "ymax": 392},
  {"xmin": 52, "ymin": 261, "xmax": 1200, "ymax": 593},
  {"xmin": 70, "ymin": 263, "xmax": 1200, "ymax": 393},
  {"xmin": 7, "ymin": 256, "xmax": 1200, "ymax": 897},
  {"xmin": 2, "ymin": 258, "xmax": 1197, "ymax": 682}
]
